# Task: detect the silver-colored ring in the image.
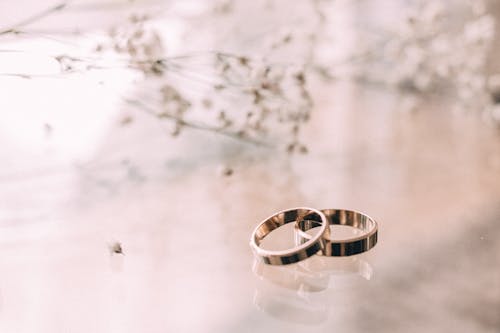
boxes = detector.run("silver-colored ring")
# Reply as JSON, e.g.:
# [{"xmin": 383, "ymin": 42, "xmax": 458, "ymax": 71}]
[
  {"xmin": 295, "ymin": 209, "xmax": 378, "ymax": 256},
  {"xmin": 250, "ymin": 207, "xmax": 329, "ymax": 265}
]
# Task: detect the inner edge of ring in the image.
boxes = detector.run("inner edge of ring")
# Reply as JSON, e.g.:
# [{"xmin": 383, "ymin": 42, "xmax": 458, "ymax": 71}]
[
  {"xmin": 295, "ymin": 209, "xmax": 377, "ymax": 244},
  {"xmin": 252, "ymin": 208, "xmax": 328, "ymax": 256}
]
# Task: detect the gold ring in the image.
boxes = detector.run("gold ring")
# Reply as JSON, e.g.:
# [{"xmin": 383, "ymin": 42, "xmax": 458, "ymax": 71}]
[
  {"xmin": 295, "ymin": 209, "xmax": 378, "ymax": 256},
  {"xmin": 250, "ymin": 207, "xmax": 329, "ymax": 265}
]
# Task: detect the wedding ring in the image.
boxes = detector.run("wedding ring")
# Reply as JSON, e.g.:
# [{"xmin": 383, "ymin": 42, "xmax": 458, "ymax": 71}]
[
  {"xmin": 250, "ymin": 207, "xmax": 329, "ymax": 265},
  {"xmin": 295, "ymin": 209, "xmax": 377, "ymax": 256}
]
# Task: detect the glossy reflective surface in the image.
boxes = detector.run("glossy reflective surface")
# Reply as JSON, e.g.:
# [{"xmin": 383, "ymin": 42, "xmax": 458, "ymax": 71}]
[
  {"xmin": 1, "ymin": 1, "xmax": 500, "ymax": 332},
  {"xmin": 1, "ymin": 77, "xmax": 499, "ymax": 332}
]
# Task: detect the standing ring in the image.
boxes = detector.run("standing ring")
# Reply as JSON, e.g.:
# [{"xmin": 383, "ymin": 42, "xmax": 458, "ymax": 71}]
[{"xmin": 295, "ymin": 209, "xmax": 377, "ymax": 256}]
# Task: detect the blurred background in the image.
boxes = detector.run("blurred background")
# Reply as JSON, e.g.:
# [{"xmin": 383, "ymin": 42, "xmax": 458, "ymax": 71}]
[{"xmin": 0, "ymin": 0, "xmax": 499, "ymax": 332}]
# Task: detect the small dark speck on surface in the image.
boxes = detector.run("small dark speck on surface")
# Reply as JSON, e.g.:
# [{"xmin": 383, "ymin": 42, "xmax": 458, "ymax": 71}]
[
  {"xmin": 110, "ymin": 242, "xmax": 123, "ymax": 255},
  {"xmin": 219, "ymin": 165, "xmax": 234, "ymax": 177}
]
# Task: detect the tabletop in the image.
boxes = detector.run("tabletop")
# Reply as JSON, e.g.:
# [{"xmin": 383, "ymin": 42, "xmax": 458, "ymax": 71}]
[{"xmin": 0, "ymin": 1, "xmax": 499, "ymax": 332}]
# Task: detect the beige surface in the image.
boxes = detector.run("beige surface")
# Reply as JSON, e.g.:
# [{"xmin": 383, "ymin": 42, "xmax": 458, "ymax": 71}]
[
  {"xmin": 1, "ymin": 1, "xmax": 500, "ymax": 332},
  {"xmin": 0, "ymin": 77, "xmax": 499, "ymax": 332}
]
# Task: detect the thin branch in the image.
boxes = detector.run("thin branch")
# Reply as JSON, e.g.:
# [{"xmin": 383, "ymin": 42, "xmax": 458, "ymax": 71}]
[
  {"xmin": 0, "ymin": 0, "xmax": 172, "ymax": 39},
  {"xmin": 0, "ymin": 73, "xmax": 33, "ymax": 79},
  {"xmin": 66, "ymin": 1, "xmax": 158, "ymax": 11},
  {"xmin": 124, "ymin": 98, "xmax": 271, "ymax": 147},
  {"xmin": 0, "ymin": 2, "xmax": 68, "ymax": 36}
]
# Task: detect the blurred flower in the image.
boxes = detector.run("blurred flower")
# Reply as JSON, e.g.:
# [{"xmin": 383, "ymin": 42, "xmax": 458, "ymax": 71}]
[{"xmin": 376, "ymin": 0, "xmax": 496, "ymax": 117}]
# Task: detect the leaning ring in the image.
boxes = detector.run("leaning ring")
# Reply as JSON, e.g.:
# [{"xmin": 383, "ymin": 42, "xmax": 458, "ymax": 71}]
[{"xmin": 250, "ymin": 207, "xmax": 329, "ymax": 265}]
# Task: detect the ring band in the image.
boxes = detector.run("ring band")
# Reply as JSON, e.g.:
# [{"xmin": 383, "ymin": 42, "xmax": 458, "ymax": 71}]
[
  {"xmin": 295, "ymin": 209, "xmax": 378, "ymax": 256},
  {"xmin": 250, "ymin": 207, "xmax": 329, "ymax": 265}
]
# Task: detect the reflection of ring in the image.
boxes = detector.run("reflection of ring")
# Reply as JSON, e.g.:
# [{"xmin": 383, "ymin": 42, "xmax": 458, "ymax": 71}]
[
  {"xmin": 295, "ymin": 209, "xmax": 378, "ymax": 256},
  {"xmin": 252, "ymin": 258, "xmax": 330, "ymax": 292},
  {"xmin": 250, "ymin": 207, "xmax": 329, "ymax": 265},
  {"xmin": 253, "ymin": 286, "xmax": 328, "ymax": 325},
  {"xmin": 252, "ymin": 255, "xmax": 375, "ymax": 324}
]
